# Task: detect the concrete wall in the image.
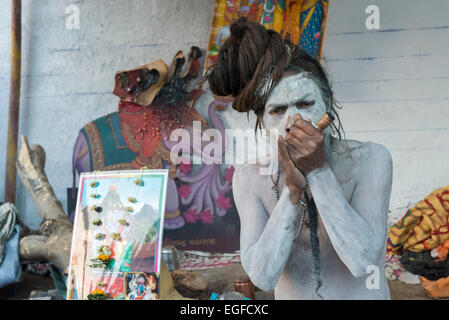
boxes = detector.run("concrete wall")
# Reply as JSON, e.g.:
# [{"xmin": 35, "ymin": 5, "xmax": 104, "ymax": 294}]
[{"xmin": 1, "ymin": 0, "xmax": 448, "ymax": 228}]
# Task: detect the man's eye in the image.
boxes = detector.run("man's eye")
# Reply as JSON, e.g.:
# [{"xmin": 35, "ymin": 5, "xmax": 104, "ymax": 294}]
[
  {"xmin": 269, "ymin": 106, "xmax": 287, "ymax": 115},
  {"xmin": 296, "ymin": 101, "xmax": 315, "ymax": 108}
]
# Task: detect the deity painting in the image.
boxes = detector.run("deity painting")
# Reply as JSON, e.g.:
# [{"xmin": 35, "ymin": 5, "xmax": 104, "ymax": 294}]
[
  {"xmin": 125, "ymin": 272, "xmax": 159, "ymax": 300},
  {"xmin": 72, "ymin": 48, "xmax": 240, "ymax": 253}
]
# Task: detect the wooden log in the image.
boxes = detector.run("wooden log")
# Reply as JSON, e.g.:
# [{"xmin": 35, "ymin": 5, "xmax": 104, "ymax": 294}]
[
  {"xmin": 171, "ymin": 269, "xmax": 208, "ymax": 299},
  {"xmin": 160, "ymin": 263, "xmax": 192, "ymax": 300},
  {"xmin": 4, "ymin": 0, "xmax": 22, "ymax": 204}
]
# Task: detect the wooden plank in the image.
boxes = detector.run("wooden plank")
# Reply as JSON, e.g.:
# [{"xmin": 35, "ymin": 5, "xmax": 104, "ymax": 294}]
[
  {"xmin": 333, "ymin": 77, "xmax": 449, "ymax": 102},
  {"xmin": 4, "ymin": 0, "xmax": 21, "ymax": 203}
]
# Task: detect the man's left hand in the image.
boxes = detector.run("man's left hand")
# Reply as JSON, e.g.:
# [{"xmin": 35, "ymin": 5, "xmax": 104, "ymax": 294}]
[{"xmin": 285, "ymin": 113, "xmax": 327, "ymax": 175}]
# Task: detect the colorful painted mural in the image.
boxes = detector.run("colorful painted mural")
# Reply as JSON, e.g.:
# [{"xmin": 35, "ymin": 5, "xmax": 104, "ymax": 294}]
[{"xmin": 206, "ymin": 0, "xmax": 329, "ymax": 69}]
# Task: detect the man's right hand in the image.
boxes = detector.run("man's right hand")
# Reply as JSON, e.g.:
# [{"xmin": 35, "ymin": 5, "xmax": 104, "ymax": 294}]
[{"xmin": 278, "ymin": 136, "xmax": 306, "ymax": 205}]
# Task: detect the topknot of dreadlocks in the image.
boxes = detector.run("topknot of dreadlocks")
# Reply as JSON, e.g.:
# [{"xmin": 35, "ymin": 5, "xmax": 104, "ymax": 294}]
[{"xmin": 208, "ymin": 17, "xmax": 294, "ymax": 114}]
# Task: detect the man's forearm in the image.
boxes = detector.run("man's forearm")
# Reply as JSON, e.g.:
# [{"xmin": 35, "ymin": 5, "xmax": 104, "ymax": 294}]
[
  {"xmin": 241, "ymin": 187, "xmax": 305, "ymax": 290},
  {"xmin": 306, "ymin": 165, "xmax": 382, "ymax": 277}
]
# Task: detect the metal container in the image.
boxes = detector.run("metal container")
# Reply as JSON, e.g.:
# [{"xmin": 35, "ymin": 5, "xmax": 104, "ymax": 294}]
[
  {"xmin": 234, "ymin": 276, "xmax": 255, "ymax": 300},
  {"xmin": 161, "ymin": 246, "xmax": 179, "ymax": 271}
]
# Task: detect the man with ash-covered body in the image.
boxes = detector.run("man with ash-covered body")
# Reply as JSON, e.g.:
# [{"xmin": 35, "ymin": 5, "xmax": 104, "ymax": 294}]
[{"xmin": 207, "ymin": 18, "xmax": 392, "ymax": 300}]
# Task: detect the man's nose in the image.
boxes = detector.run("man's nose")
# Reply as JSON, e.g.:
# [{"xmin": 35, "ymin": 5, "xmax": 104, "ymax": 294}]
[{"xmin": 284, "ymin": 109, "xmax": 303, "ymax": 126}]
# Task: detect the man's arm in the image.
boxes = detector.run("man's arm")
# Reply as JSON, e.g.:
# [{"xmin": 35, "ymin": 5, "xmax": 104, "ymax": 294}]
[
  {"xmin": 306, "ymin": 143, "xmax": 393, "ymax": 277},
  {"xmin": 233, "ymin": 164, "xmax": 306, "ymax": 291}
]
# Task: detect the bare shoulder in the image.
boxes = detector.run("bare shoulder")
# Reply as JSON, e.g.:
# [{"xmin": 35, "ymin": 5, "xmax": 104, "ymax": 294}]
[
  {"xmin": 338, "ymin": 140, "xmax": 393, "ymax": 187},
  {"xmin": 232, "ymin": 162, "xmax": 272, "ymax": 220},
  {"xmin": 339, "ymin": 141, "xmax": 393, "ymax": 223},
  {"xmin": 339, "ymin": 139, "xmax": 392, "ymax": 167},
  {"xmin": 360, "ymin": 141, "xmax": 392, "ymax": 169}
]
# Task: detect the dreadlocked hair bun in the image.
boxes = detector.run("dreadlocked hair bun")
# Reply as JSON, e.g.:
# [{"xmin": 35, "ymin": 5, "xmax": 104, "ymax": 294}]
[{"xmin": 208, "ymin": 17, "xmax": 296, "ymax": 116}]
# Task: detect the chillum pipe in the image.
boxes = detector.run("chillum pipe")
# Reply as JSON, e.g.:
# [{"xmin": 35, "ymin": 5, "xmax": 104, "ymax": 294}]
[
  {"xmin": 286, "ymin": 112, "xmax": 335, "ymax": 133},
  {"xmin": 5, "ymin": 0, "xmax": 22, "ymax": 203},
  {"xmin": 315, "ymin": 112, "xmax": 335, "ymax": 132}
]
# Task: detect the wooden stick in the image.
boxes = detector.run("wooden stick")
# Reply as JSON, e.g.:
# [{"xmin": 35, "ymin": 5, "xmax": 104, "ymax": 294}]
[{"xmin": 4, "ymin": 0, "xmax": 22, "ymax": 203}]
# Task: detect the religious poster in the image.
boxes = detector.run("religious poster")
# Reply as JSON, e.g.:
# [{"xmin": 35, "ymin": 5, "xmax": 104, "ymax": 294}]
[
  {"xmin": 66, "ymin": 170, "xmax": 168, "ymax": 300},
  {"xmin": 205, "ymin": 0, "xmax": 329, "ymax": 69},
  {"xmin": 72, "ymin": 49, "xmax": 241, "ymax": 254}
]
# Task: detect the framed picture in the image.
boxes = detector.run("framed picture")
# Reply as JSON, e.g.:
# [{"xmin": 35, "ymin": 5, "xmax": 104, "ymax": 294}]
[
  {"xmin": 124, "ymin": 272, "xmax": 159, "ymax": 300},
  {"xmin": 66, "ymin": 170, "xmax": 168, "ymax": 300}
]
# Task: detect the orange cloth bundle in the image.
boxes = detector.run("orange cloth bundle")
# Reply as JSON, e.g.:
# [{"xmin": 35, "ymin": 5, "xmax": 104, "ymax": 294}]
[
  {"xmin": 420, "ymin": 276, "xmax": 449, "ymax": 299},
  {"xmin": 387, "ymin": 185, "xmax": 449, "ymax": 254}
]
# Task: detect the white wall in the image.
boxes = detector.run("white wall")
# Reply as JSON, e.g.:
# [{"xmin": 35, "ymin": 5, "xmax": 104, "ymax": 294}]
[
  {"xmin": 322, "ymin": 0, "xmax": 449, "ymax": 225},
  {"xmin": 1, "ymin": 0, "xmax": 447, "ymax": 228}
]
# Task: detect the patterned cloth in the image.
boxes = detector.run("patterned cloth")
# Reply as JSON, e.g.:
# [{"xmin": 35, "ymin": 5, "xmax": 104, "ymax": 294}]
[
  {"xmin": 387, "ymin": 185, "xmax": 449, "ymax": 254},
  {"xmin": 385, "ymin": 254, "xmax": 420, "ymax": 284},
  {"xmin": 298, "ymin": 0, "xmax": 328, "ymax": 60},
  {"xmin": 177, "ymin": 251, "xmax": 422, "ymax": 285},
  {"xmin": 177, "ymin": 250, "xmax": 241, "ymax": 270}
]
